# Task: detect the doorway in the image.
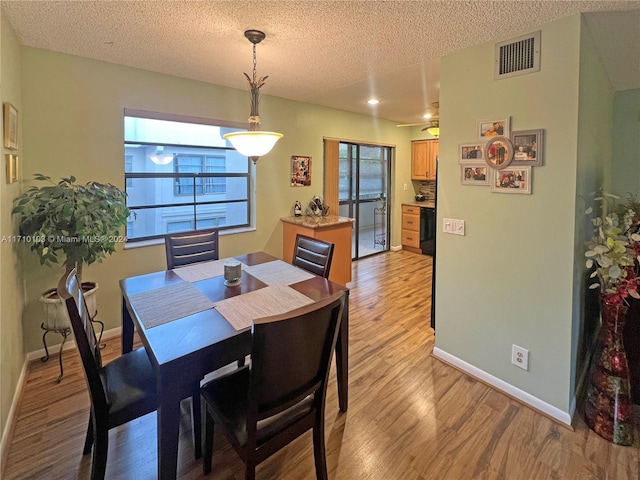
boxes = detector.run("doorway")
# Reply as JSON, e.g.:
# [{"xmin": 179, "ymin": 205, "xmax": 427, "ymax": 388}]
[{"xmin": 337, "ymin": 142, "xmax": 392, "ymax": 259}]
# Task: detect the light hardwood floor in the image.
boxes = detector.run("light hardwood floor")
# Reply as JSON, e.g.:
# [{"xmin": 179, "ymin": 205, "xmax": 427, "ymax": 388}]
[{"xmin": 4, "ymin": 250, "xmax": 640, "ymax": 479}]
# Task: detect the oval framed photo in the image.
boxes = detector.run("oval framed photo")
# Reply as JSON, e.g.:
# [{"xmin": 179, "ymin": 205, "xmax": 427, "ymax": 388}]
[{"xmin": 483, "ymin": 136, "xmax": 514, "ymax": 170}]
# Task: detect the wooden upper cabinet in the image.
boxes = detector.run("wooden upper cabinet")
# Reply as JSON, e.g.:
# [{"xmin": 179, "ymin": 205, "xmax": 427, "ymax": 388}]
[{"xmin": 411, "ymin": 139, "xmax": 439, "ymax": 181}]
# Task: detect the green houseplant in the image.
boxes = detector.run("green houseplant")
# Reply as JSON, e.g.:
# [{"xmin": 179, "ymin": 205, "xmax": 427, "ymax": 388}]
[{"xmin": 12, "ymin": 174, "xmax": 131, "ymax": 329}]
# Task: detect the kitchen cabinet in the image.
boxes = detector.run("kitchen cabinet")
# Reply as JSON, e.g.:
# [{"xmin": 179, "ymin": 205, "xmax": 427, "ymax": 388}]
[
  {"xmin": 281, "ymin": 215, "xmax": 354, "ymax": 286},
  {"xmin": 401, "ymin": 204, "xmax": 421, "ymax": 254},
  {"xmin": 411, "ymin": 139, "xmax": 439, "ymax": 181}
]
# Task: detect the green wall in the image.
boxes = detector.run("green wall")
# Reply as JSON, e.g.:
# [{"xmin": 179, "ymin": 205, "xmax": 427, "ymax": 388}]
[
  {"xmin": 18, "ymin": 46, "xmax": 416, "ymax": 354},
  {"xmin": 611, "ymin": 89, "xmax": 640, "ymax": 197},
  {"xmin": 435, "ymin": 14, "xmax": 592, "ymax": 416},
  {"xmin": 571, "ymin": 16, "xmax": 614, "ymax": 410},
  {"xmin": 0, "ymin": 12, "xmax": 25, "ymax": 452}
]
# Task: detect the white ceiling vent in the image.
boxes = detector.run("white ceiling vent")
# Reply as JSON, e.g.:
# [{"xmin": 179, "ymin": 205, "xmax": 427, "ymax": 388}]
[{"xmin": 495, "ymin": 31, "xmax": 541, "ymax": 80}]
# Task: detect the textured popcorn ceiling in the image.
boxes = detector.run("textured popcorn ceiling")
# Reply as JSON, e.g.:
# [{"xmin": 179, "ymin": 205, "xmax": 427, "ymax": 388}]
[{"xmin": 3, "ymin": 1, "xmax": 639, "ymax": 124}]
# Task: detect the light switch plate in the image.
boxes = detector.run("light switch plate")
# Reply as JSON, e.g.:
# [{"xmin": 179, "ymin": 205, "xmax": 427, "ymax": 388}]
[{"xmin": 443, "ymin": 218, "xmax": 465, "ymax": 235}]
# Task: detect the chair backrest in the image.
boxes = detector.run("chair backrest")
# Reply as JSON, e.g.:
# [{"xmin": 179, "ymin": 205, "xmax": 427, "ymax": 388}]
[
  {"xmin": 292, "ymin": 234, "xmax": 335, "ymax": 278},
  {"xmin": 246, "ymin": 291, "xmax": 345, "ymax": 433},
  {"xmin": 164, "ymin": 228, "xmax": 219, "ymax": 269},
  {"xmin": 57, "ymin": 268, "xmax": 108, "ymax": 410}
]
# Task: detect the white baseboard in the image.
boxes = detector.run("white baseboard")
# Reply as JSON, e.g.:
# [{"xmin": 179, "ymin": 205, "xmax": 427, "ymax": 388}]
[
  {"xmin": 26, "ymin": 326, "xmax": 122, "ymax": 362},
  {"xmin": 390, "ymin": 245, "xmax": 403, "ymax": 252},
  {"xmin": 0, "ymin": 356, "xmax": 28, "ymax": 475},
  {"xmin": 432, "ymin": 347, "xmax": 574, "ymax": 428}
]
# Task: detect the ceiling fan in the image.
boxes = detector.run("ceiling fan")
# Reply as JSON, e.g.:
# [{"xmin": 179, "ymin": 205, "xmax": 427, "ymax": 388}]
[{"xmin": 396, "ymin": 102, "xmax": 440, "ymax": 136}]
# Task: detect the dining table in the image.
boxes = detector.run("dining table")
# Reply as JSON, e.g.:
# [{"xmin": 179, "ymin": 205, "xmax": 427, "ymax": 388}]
[{"xmin": 120, "ymin": 251, "xmax": 349, "ymax": 480}]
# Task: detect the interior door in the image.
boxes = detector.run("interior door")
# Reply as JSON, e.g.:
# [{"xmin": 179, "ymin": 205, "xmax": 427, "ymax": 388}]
[{"xmin": 337, "ymin": 143, "xmax": 391, "ymax": 259}]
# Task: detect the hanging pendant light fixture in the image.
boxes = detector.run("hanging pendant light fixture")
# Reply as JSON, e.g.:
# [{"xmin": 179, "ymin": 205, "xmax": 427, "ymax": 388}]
[
  {"xmin": 223, "ymin": 29, "xmax": 283, "ymax": 164},
  {"xmin": 425, "ymin": 120, "xmax": 440, "ymax": 138}
]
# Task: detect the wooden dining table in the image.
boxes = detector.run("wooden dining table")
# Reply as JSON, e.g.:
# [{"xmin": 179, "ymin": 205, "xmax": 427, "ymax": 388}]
[{"xmin": 120, "ymin": 252, "xmax": 349, "ymax": 480}]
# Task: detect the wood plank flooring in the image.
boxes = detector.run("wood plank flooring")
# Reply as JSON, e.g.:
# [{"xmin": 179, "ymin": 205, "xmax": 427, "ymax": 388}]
[{"xmin": 3, "ymin": 250, "xmax": 640, "ymax": 479}]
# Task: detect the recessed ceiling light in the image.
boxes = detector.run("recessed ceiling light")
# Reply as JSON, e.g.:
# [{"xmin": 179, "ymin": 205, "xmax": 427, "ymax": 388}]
[
  {"xmin": 422, "ymin": 113, "xmax": 432, "ymax": 119},
  {"xmin": 367, "ymin": 99, "xmax": 380, "ymax": 105}
]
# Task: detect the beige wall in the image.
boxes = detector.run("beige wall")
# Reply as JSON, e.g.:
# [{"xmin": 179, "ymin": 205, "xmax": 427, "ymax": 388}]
[
  {"xmin": 0, "ymin": 12, "xmax": 25, "ymax": 459},
  {"xmin": 435, "ymin": 14, "xmax": 596, "ymax": 415},
  {"xmin": 18, "ymin": 46, "xmax": 417, "ymax": 355}
]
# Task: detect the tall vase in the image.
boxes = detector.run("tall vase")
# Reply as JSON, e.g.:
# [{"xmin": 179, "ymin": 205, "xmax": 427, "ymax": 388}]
[{"xmin": 584, "ymin": 296, "xmax": 634, "ymax": 445}]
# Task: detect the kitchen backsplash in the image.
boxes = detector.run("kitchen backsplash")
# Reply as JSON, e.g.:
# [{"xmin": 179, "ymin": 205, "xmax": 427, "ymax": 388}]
[{"xmin": 419, "ymin": 181, "xmax": 436, "ymax": 200}]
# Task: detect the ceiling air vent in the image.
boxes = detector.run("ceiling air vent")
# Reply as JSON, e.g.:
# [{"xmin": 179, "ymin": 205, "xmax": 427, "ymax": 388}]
[{"xmin": 495, "ymin": 31, "xmax": 541, "ymax": 80}]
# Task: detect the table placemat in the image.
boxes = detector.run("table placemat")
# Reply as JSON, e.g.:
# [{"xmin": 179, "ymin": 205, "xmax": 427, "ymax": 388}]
[
  {"xmin": 172, "ymin": 258, "xmax": 247, "ymax": 283},
  {"xmin": 128, "ymin": 281, "xmax": 215, "ymax": 329},
  {"xmin": 214, "ymin": 283, "xmax": 315, "ymax": 331},
  {"xmin": 242, "ymin": 259, "xmax": 314, "ymax": 286}
]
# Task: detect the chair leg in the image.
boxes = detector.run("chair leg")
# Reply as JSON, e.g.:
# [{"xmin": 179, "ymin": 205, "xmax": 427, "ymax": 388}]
[
  {"xmin": 83, "ymin": 415, "xmax": 94, "ymax": 455},
  {"xmin": 90, "ymin": 422, "xmax": 109, "ymax": 480},
  {"xmin": 245, "ymin": 462, "xmax": 256, "ymax": 480},
  {"xmin": 313, "ymin": 421, "xmax": 329, "ymax": 480},
  {"xmin": 202, "ymin": 402, "xmax": 215, "ymax": 475},
  {"xmin": 192, "ymin": 393, "xmax": 202, "ymax": 459}
]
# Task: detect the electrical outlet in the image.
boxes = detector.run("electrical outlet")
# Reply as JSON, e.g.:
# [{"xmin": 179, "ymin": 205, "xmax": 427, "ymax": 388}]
[{"xmin": 512, "ymin": 345, "xmax": 529, "ymax": 370}]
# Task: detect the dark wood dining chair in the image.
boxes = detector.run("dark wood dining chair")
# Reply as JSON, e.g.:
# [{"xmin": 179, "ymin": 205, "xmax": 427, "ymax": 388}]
[
  {"xmin": 58, "ymin": 268, "xmax": 159, "ymax": 480},
  {"xmin": 200, "ymin": 291, "xmax": 346, "ymax": 479},
  {"xmin": 292, "ymin": 234, "xmax": 335, "ymax": 279},
  {"xmin": 165, "ymin": 228, "xmax": 219, "ymax": 269}
]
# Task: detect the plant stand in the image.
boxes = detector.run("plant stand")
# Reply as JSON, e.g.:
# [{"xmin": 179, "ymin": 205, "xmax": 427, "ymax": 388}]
[
  {"xmin": 40, "ymin": 323, "xmax": 71, "ymax": 383},
  {"xmin": 40, "ymin": 315, "xmax": 104, "ymax": 383},
  {"xmin": 39, "ymin": 281, "xmax": 102, "ymax": 383}
]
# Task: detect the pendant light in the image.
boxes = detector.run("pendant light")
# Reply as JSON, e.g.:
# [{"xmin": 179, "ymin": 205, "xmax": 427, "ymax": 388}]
[{"xmin": 223, "ymin": 29, "xmax": 283, "ymax": 164}]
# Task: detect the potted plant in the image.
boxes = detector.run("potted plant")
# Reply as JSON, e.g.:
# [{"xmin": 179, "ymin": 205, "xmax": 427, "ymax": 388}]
[{"xmin": 12, "ymin": 174, "xmax": 131, "ymax": 329}]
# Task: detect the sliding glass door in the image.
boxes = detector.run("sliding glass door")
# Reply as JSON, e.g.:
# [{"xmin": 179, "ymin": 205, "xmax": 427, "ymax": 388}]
[{"xmin": 338, "ymin": 142, "xmax": 391, "ymax": 259}]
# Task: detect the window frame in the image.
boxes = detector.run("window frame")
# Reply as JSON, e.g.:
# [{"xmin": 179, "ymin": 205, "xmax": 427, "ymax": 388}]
[{"xmin": 123, "ymin": 109, "xmax": 252, "ymax": 243}]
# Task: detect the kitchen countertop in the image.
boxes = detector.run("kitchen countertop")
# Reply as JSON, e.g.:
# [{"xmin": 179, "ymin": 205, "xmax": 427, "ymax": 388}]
[
  {"xmin": 403, "ymin": 201, "xmax": 436, "ymax": 209},
  {"xmin": 280, "ymin": 215, "xmax": 355, "ymax": 229}
]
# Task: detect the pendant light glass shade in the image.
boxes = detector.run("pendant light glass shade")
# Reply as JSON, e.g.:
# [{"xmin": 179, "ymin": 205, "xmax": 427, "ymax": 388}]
[
  {"xmin": 225, "ymin": 29, "xmax": 283, "ymax": 164},
  {"xmin": 426, "ymin": 126, "xmax": 440, "ymax": 137},
  {"xmin": 223, "ymin": 131, "xmax": 283, "ymax": 158}
]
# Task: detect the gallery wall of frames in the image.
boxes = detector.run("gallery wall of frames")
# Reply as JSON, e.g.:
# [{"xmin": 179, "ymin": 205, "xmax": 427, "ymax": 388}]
[{"xmin": 458, "ymin": 117, "xmax": 543, "ymax": 195}]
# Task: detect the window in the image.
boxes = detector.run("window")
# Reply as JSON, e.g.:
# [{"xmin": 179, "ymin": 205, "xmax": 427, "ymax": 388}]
[
  {"xmin": 174, "ymin": 155, "xmax": 227, "ymax": 195},
  {"xmin": 124, "ymin": 110, "xmax": 251, "ymax": 242}
]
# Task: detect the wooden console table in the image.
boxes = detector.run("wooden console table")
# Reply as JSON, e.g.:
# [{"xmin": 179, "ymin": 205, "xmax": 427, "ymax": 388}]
[{"xmin": 281, "ymin": 215, "xmax": 354, "ymax": 286}]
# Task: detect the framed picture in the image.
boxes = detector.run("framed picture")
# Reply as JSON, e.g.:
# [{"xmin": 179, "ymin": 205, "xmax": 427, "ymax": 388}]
[
  {"xmin": 461, "ymin": 164, "xmax": 489, "ymax": 185},
  {"xmin": 511, "ymin": 129, "xmax": 544, "ymax": 166},
  {"xmin": 483, "ymin": 136, "xmax": 514, "ymax": 170},
  {"xmin": 490, "ymin": 166, "xmax": 532, "ymax": 194},
  {"xmin": 459, "ymin": 143, "xmax": 484, "ymax": 163},
  {"xmin": 5, "ymin": 154, "xmax": 18, "ymax": 183},
  {"xmin": 478, "ymin": 118, "xmax": 510, "ymax": 140},
  {"xmin": 291, "ymin": 155, "xmax": 311, "ymax": 186},
  {"xmin": 3, "ymin": 102, "xmax": 18, "ymax": 150}
]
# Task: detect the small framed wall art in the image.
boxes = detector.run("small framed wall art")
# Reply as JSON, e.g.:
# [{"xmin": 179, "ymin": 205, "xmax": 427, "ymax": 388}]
[
  {"xmin": 511, "ymin": 129, "xmax": 544, "ymax": 166},
  {"xmin": 490, "ymin": 166, "xmax": 532, "ymax": 194},
  {"xmin": 478, "ymin": 118, "xmax": 510, "ymax": 140},
  {"xmin": 291, "ymin": 155, "xmax": 311, "ymax": 186},
  {"xmin": 483, "ymin": 136, "xmax": 514, "ymax": 170},
  {"xmin": 6, "ymin": 154, "xmax": 18, "ymax": 183},
  {"xmin": 3, "ymin": 102, "xmax": 18, "ymax": 150},
  {"xmin": 459, "ymin": 143, "xmax": 484, "ymax": 163},
  {"xmin": 461, "ymin": 164, "xmax": 489, "ymax": 185}
]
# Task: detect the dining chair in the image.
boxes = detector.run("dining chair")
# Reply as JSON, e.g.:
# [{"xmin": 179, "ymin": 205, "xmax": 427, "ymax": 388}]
[
  {"xmin": 200, "ymin": 291, "xmax": 346, "ymax": 479},
  {"xmin": 57, "ymin": 268, "xmax": 160, "ymax": 479},
  {"xmin": 165, "ymin": 228, "xmax": 219, "ymax": 269},
  {"xmin": 292, "ymin": 234, "xmax": 335, "ymax": 279}
]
